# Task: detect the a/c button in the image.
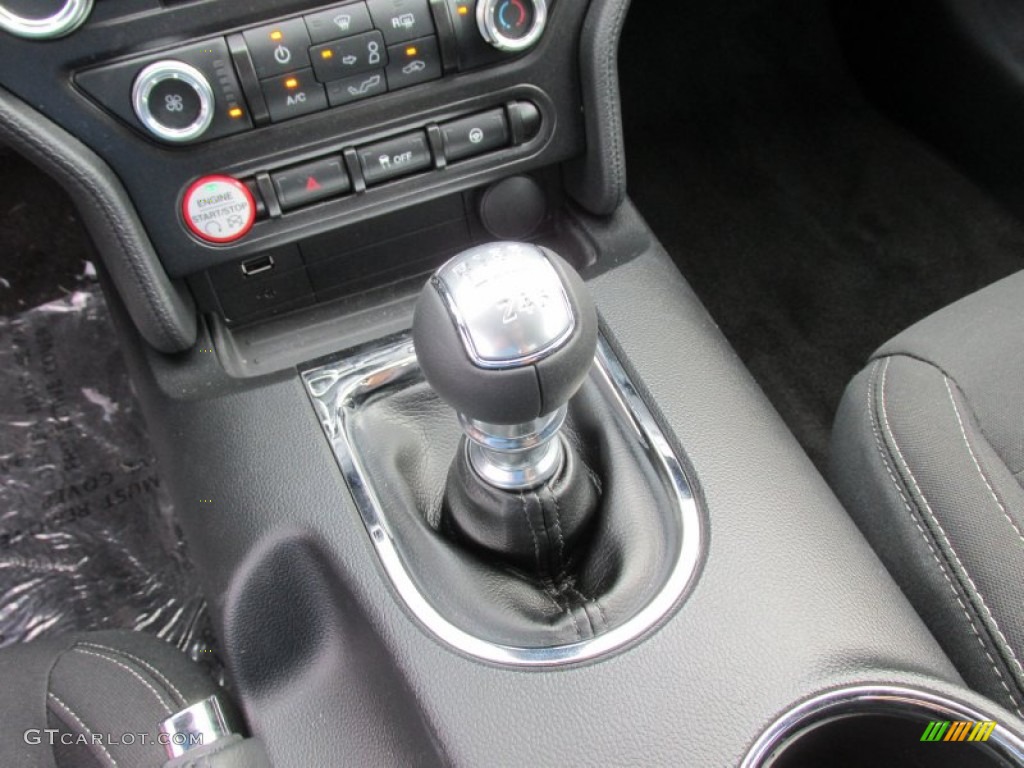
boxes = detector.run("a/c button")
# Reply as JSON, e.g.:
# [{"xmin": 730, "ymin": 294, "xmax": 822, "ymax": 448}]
[{"xmin": 261, "ymin": 69, "xmax": 328, "ymax": 123}]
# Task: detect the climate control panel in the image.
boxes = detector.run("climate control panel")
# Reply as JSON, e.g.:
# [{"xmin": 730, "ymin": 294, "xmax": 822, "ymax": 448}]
[{"xmin": 74, "ymin": 0, "xmax": 551, "ymax": 146}]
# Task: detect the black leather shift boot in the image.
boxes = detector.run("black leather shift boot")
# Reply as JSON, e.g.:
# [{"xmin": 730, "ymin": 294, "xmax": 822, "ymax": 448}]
[
  {"xmin": 350, "ymin": 374, "xmax": 680, "ymax": 648},
  {"xmin": 444, "ymin": 440, "xmax": 600, "ymax": 577}
]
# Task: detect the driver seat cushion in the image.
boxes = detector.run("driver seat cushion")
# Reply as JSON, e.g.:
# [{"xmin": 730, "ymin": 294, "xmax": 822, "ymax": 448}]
[
  {"xmin": 0, "ymin": 629, "xmax": 226, "ymax": 768},
  {"xmin": 830, "ymin": 270, "xmax": 1024, "ymax": 718}
]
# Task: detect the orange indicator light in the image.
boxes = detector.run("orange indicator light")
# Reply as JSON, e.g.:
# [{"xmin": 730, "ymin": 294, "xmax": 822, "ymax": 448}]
[
  {"xmin": 285, "ymin": 77, "xmax": 299, "ymax": 89},
  {"xmin": 457, "ymin": 5, "xmax": 468, "ymax": 15},
  {"xmin": 406, "ymin": 46, "xmax": 418, "ymax": 56},
  {"xmin": 228, "ymin": 107, "xmax": 244, "ymax": 118},
  {"xmin": 321, "ymin": 49, "xmax": 334, "ymax": 59},
  {"xmin": 270, "ymin": 30, "xmax": 283, "ymax": 41}
]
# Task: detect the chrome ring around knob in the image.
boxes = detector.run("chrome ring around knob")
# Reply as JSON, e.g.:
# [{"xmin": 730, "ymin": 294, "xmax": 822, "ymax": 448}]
[
  {"xmin": 465, "ymin": 432, "xmax": 564, "ymax": 491},
  {"xmin": 459, "ymin": 407, "xmax": 567, "ymax": 453},
  {"xmin": 132, "ymin": 61, "xmax": 215, "ymax": 144},
  {"xmin": 476, "ymin": 0, "xmax": 548, "ymax": 53},
  {"xmin": 461, "ymin": 407, "xmax": 567, "ymax": 490},
  {"xmin": 0, "ymin": 0, "xmax": 93, "ymax": 40}
]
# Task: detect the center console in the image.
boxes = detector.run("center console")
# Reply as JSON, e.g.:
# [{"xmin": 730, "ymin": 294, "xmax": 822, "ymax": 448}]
[{"xmin": 2, "ymin": 1, "xmax": 1024, "ymax": 766}]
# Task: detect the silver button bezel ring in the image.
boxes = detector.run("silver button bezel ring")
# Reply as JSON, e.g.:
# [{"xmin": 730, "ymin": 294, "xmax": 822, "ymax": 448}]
[
  {"xmin": 0, "ymin": 0, "xmax": 93, "ymax": 39},
  {"xmin": 132, "ymin": 61, "xmax": 215, "ymax": 144},
  {"xmin": 477, "ymin": 0, "xmax": 548, "ymax": 53}
]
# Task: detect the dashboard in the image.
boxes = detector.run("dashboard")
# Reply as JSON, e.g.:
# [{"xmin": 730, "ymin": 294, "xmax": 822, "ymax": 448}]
[
  {"xmin": 0, "ymin": 0, "xmax": 591, "ymax": 330},
  {"xmin": 7, "ymin": 4, "xmax": 1024, "ymax": 768}
]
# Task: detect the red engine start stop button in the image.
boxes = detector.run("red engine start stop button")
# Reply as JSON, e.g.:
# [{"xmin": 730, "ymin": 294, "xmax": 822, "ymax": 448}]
[{"xmin": 182, "ymin": 175, "xmax": 256, "ymax": 244}]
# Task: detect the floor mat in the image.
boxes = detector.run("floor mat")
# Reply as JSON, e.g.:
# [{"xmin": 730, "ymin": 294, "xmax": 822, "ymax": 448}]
[
  {"xmin": 619, "ymin": 0, "xmax": 1024, "ymax": 470},
  {"xmin": 0, "ymin": 161, "xmax": 224, "ymax": 680},
  {"xmin": 0, "ymin": 150, "xmax": 94, "ymax": 315}
]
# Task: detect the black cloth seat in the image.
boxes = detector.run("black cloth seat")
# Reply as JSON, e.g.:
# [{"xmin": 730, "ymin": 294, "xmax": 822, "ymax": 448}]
[
  {"xmin": 831, "ymin": 271, "xmax": 1024, "ymax": 718},
  {"xmin": 0, "ymin": 629, "xmax": 262, "ymax": 768}
]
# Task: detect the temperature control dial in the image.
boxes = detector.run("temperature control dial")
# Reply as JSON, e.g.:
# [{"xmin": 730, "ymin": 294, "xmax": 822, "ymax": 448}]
[
  {"xmin": 477, "ymin": 0, "xmax": 547, "ymax": 52},
  {"xmin": 132, "ymin": 60, "xmax": 215, "ymax": 144}
]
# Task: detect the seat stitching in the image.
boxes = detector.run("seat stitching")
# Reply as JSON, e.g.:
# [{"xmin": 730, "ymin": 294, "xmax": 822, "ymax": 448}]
[
  {"xmin": 943, "ymin": 377, "xmax": 1024, "ymax": 548},
  {"xmin": 876, "ymin": 358, "xmax": 1024, "ymax": 711},
  {"xmin": 868, "ymin": 359, "xmax": 1023, "ymax": 716},
  {"xmin": 47, "ymin": 691, "xmax": 118, "ymax": 767},
  {"xmin": 73, "ymin": 647, "xmax": 173, "ymax": 715},
  {"xmin": 882, "ymin": 361, "xmax": 1024, "ymax": 684},
  {"xmin": 77, "ymin": 642, "xmax": 187, "ymax": 707}
]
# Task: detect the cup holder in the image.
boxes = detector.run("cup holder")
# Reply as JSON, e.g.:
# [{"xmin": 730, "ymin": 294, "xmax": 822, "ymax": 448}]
[{"xmin": 743, "ymin": 686, "xmax": 1024, "ymax": 768}]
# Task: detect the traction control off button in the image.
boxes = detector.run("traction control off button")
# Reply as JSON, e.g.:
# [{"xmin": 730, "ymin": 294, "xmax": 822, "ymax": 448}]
[{"xmin": 182, "ymin": 176, "xmax": 256, "ymax": 244}]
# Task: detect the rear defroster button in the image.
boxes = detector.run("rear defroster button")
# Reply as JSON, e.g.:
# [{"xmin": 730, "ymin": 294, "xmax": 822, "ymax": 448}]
[{"xmin": 182, "ymin": 176, "xmax": 256, "ymax": 244}]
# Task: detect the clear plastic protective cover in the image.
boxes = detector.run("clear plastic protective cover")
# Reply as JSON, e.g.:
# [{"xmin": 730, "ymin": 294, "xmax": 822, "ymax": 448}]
[{"xmin": 0, "ymin": 280, "xmax": 220, "ymax": 677}]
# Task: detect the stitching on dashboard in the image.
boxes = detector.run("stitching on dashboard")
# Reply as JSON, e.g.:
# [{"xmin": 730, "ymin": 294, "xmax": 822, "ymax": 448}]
[
  {"xmin": 943, "ymin": 377, "xmax": 1024, "ymax": 548},
  {"xmin": 873, "ymin": 358, "xmax": 1024, "ymax": 713},
  {"xmin": 604, "ymin": 0, "xmax": 630, "ymax": 202},
  {"xmin": 868, "ymin": 358, "xmax": 1024, "ymax": 716}
]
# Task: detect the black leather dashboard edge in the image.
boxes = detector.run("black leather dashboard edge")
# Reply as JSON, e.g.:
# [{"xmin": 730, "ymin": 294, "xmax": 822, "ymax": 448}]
[
  {"xmin": 564, "ymin": 0, "xmax": 632, "ymax": 215},
  {"xmin": 0, "ymin": 85, "xmax": 197, "ymax": 353}
]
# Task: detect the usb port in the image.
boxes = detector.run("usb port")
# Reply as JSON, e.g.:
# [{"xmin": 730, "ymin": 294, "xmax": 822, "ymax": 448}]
[{"xmin": 240, "ymin": 254, "xmax": 275, "ymax": 278}]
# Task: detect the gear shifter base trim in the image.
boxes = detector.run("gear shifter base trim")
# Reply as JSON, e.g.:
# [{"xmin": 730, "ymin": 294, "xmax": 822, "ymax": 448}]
[
  {"xmin": 301, "ymin": 332, "xmax": 704, "ymax": 667},
  {"xmin": 462, "ymin": 406, "xmax": 567, "ymax": 489}
]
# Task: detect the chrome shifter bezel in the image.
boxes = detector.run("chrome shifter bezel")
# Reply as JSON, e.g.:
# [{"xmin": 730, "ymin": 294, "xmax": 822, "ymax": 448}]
[{"xmin": 301, "ymin": 332, "xmax": 704, "ymax": 667}]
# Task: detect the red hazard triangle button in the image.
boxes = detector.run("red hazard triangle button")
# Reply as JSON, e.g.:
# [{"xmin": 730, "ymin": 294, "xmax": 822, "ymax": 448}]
[{"xmin": 271, "ymin": 157, "xmax": 351, "ymax": 211}]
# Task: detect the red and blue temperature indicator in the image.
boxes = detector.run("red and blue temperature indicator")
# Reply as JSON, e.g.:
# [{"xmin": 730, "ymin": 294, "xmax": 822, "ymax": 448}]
[{"xmin": 492, "ymin": 0, "xmax": 534, "ymax": 38}]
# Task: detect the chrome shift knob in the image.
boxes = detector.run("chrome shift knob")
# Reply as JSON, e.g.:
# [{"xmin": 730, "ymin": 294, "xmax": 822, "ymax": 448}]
[{"xmin": 413, "ymin": 242, "xmax": 598, "ymax": 490}]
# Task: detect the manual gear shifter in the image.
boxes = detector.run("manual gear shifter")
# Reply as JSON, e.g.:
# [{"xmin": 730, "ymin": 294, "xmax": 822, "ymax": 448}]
[
  {"xmin": 413, "ymin": 242, "xmax": 600, "ymax": 572},
  {"xmin": 413, "ymin": 242, "xmax": 598, "ymax": 491}
]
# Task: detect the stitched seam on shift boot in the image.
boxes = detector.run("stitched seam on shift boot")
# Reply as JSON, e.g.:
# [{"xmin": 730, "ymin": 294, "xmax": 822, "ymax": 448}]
[
  {"xmin": 73, "ymin": 647, "xmax": 174, "ymax": 715},
  {"xmin": 48, "ymin": 691, "xmax": 119, "ymax": 767},
  {"xmin": 519, "ymin": 490, "xmax": 543, "ymax": 574},
  {"xmin": 533, "ymin": 490, "xmax": 560, "ymax": 578},
  {"xmin": 875, "ymin": 358, "xmax": 1024, "ymax": 712},
  {"xmin": 546, "ymin": 486, "xmax": 569, "ymax": 579},
  {"xmin": 568, "ymin": 585, "xmax": 609, "ymax": 632},
  {"xmin": 536, "ymin": 489, "xmax": 592, "ymax": 636},
  {"xmin": 943, "ymin": 377, "xmax": 1024, "ymax": 548},
  {"xmin": 545, "ymin": 475, "xmax": 608, "ymax": 629},
  {"xmin": 78, "ymin": 642, "xmax": 187, "ymax": 707},
  {"xmin": 522, "ymin": 491, "xmax": 581, "ymax": 638}
]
